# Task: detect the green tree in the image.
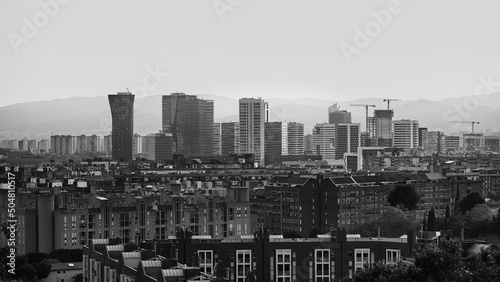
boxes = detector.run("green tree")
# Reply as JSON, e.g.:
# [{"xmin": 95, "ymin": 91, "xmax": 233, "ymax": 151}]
[
  {"xmin": 283, "ymin": 231, "xmax": 303, "ymax": 238},
  {"xmin": 350, "ymin": 207, "xmax": 419, "ymax": 238},
  {"xmin": 427, "ymin": 208, "xmax": 436, "ymax": 231},
  {"xmin": 459, "ymin": 192, "xmax": 485, "ymax": 214},
  {"xmin": 308, "ymin": 227, "xmax": 323, "ymax": 238},
  {"xmin": 387, "ymin": 184, "xmax": 420, "ymax": 211},
  {"xmin": 35, "ymin": 262, "xmax": 52, "ymax": 280},
  {"xmin": 73, "ymin": 273, "xmax": 84, "ymax": 282}
]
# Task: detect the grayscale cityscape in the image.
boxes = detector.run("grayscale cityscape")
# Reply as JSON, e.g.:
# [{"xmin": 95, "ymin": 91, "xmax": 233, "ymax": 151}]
[{"xmin": 1, "ymin": 1, "xmax": 500, "ymax": 281}]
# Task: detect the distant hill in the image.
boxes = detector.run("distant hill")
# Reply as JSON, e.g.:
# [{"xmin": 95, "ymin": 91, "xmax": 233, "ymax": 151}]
[{"xmin": 1, "ymin": 93, "xmax": 499, "ymax": 139}]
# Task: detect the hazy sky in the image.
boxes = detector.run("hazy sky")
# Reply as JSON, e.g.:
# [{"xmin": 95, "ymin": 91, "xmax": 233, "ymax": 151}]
[{"xmin": 1, "ymin": 0, "xmax": 500, "ymax": 107}]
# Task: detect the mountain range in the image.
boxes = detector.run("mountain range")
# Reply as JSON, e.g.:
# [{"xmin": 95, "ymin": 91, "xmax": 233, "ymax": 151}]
[{"xmin": 1, "ymin": 93, "xmax": 500, "ymax": 140}]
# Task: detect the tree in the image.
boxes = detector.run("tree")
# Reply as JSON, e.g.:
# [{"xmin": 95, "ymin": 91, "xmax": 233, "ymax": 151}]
[
  {"xmin": 427, "ymin": 208, "xmax": 436, "ymax": 231},
  {"xmin": 459, "ymin": 192, "xmax": 485, "ymax": 214},
  {"xmin": 308, "ymin": 227, "xmax": 323, "ymax": 238},
  {"xmin": 73, "ymin": 273, "xmax": 84, "ymax": 282},
  {"xmin": 350, "ymin": 207, "xmax": 419, "ymax": 238},
  {"xmin": 387, "ymin": 184, "xmax": 420, "ymax": 211},
  {"xmin": 445, "ymin": 204, "xmax": 451, "ymax": 218},
  {"xmin": 36, "ymin": 262, "xmax": 52, "ymax": 280}
]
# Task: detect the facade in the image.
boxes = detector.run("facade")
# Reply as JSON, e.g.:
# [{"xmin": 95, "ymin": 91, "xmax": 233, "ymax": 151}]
[
  {"xmin": 373, "ymin": 110, "xmax": 394, "ymax": 146},
  {"xmin": 144, "ymin": 133, "xmax": 173, "ymax": 162},
  {"xmin": 50, "ymin": 135, "xmax": 76, "ymax": 155},
  {"xmin": 221, "ymin": 122, "xmax": 240, "ymax": 156},
  {"xmin": 392, "ymin": 120, "xmax": 419, "ymax": 150},
  {"xmin": 427, "ymin": 131, "xmax": 445, "ymax": 154},
  {"xmin": 239, "ymin": 98, "xmax": 267, "ymax": 166},
  {"xmin": 214, "ymin": 123, "xmax": 222, "ymax": 156},
  {"xmin": 304, "ymin": 134, "xmax": 313, "ymax": 155},
  {"xmin": 445, "ymin": 135, "xmax": 460, "ymax": 151},
  {"xmin": 83, "ymin": 230, "xmax": 415, "ymax": 282},
  {"xmin": 162, "ymin": 93, "xmax": 214, "ymax": 157},
  {"xmin": 109, "ymin": 92, "xmax": 135, "ymax": 161},
  {"xmin": 418, "ymin": 127, "xmax": 428, "ymax": 149},
  {"xmin": 335, "ymin": 123, "xmax": 360, "ymax": 160},
  {"xmin": 287, "ymin": 122, "xmax": 304, "ymax": 155},
  {"xmin": 463, "ymin": 133, "xmax": 485, "ymax": 150},
  {"xmin": 328, "ymin": 103, "xmax": 352, "ymax": 124},
  {"xmin": 312, "ymin": 123, "xmax": 336, "ymax": 159}
]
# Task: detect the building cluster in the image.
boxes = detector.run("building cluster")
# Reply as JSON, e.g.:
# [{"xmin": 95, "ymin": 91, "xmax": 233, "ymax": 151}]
[
  {"xmin": 83, "ymin": 228, "xmax": 417, "ymax": 281},
  {"xmin": 2, "ymin": 93, "xmax": 500, "ymax": 174}
]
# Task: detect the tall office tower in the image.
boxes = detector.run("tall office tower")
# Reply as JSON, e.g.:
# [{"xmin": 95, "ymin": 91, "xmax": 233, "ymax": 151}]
[
  {"xmin": 162, "ymin": 93, "xmax": 214, "ymax": 157},
  {"xmin": 328, "ymin": 103, "xmax": 352, "ymax": 124},
  {"xmin": 108, "ymin": 92, "xmax": 135, "ymax": 161},
  {"xmin": 213, "ymin": 123, "xmax": 222, "ymax": 155},
  {"xmin": 312, "ymin": 123, "xmax": 336, "ymax": 159},
  {"xmin": 304, "ymin": 134, "xmax": 313, "ymax": 155},
  {"xmin": 419, "ymin": 127, "xmax": 428, "ymax": 149},
  {"xmin": 239, "ymin": 98, "xmax": 267, "ymax": 166},
  {"xmin": 76, "ymin": 135, "xmax": 88, "ymax": 154},
  {"xmin": 143, "ymin": 133, "xmax": 173, "ymax": 162},
  {"xmin": 335, "ymin": 123, "xmax": 361, "ymax": 159},
  {"xmin": 265, "ymin": 122, "xmax": 287, "ymax": 162},
  {"xmin": 132, "ymin": 134, "xmax": 143, "ymax": 156},
  {"xmin": 287, "ymin": 122, "xmax": 304, "ymax": 155},
  {"xmin": 392, "ymin": 120, "xmax": 419, "ymax": 149},
  {"xmin": 374, "ymin": 109, "xmax": 394, "ymax": 146},
  {"xmin": 428, "ymin": 131, "xmax": 445, "ymax": 154},
  {"xmin": 221, "ymin": 122, "xmax": 240, "ymax": 155}
]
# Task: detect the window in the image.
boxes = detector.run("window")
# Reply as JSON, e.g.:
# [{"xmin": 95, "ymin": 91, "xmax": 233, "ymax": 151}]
[
  {"xmin": 276, "ymin": 249, "xmax": 292, "ymax": 282},
  {"xmin": 198, "ymin": 250, "xmax": 213, "ymax": 275},
  {"xmin": 315, "ymin": 249, "xmax": 330, "ymax": 281},
  {"xmin": 386, "ymin": 249, "xmax": 400, "ymax": 265},
  {"xmin": 354, "ymin": 249, "xmax": 370, "ymax": 271},
  {"xmin": 236, "ymin": 250, "xmax": 252, "ymax": 282}
]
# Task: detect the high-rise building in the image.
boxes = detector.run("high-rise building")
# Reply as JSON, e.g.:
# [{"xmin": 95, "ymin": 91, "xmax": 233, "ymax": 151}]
[
  {"xmin": 221, "ymin": 122, "xmax": 240, "ymax": 155},
  {"xmin": 76, "ymin": 135, "xmax": 88, "ymax": 154},
  {"xmin": 374, "ymin": 109, "xmax": 394, "ymax": 146},
  {"xmin": 264, "ymin": 122, "xmax": 287, "ymax": 162},
  {"xmin": 143, "ymin": 133, "xmax": 173, "ymax": 162},
  {"xmin": 103, "ymin": 134, "xmax": 112, "ymax": 156},
  {"xmin": 335, "ymin": 123, "xmax": 360, "ymax": 159},
  {"xmin": 444, "ymin": 135, "xmax": 460, "ymax": 151},
  {"xmin": 162, "ymin": 93, "xmax": 214, "ymax": 157},
  {"xmin": 287, "ymin": 122, "xmax": 304, "ymax": 155},
  {"xmin": 38, "ymin": 139, "xmax": 50, "ymax": 153},
  {"xmin": 108, "ymin": 92, "xmax": 135, "ymax": 161},
  {"xmin": 132, "ymin": 134, "xmax": 143, "ymax": 157},
  {"xmin": 312, "ymin": 123, "xmax": 336, "ymax": 159},
  {"xmin": 50, "ymin": 135, "xmax": 75, "ymax": 155},
  {"xmin": 419, "ymin": 127, "xmax": 428, "ymax": 149},
  {"xmin": 392, "ymin": 120, "xmax": 419, "ymax": 149},
  {"xmin": 428, "ymin": 131, "xmax": 444, "ymax": 154},
  {"xmin": 328, "ymin": 103, "xmax": 351, "ymax": 124},
  {"xmin": 213, "ymin": 123, "xmax": 222, "ymax": 156},
  {"xmin": 304, "ymin": 134, "xmax": 313, "ymax": 155},
  {"xmin": 239, "ymin": 98, "xmax": 267, "ymax": 166}
]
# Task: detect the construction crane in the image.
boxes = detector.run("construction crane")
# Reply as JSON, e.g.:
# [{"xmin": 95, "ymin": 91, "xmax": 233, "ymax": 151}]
[
  {"xmin": 383, "ymin": 99, "xmax": 401, "ymax": 110},
  {"xmin": 449, "ymin": 121, "xmax": 480, "ymax": 133},
  {"xmin": 350, "ymin": 104, "xmax": 376, "ymax": 135}
]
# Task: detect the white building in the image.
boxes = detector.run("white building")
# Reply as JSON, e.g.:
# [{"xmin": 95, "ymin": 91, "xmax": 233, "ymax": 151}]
[{"xmin": 392, "ymin": 120, "xmax": 419, "ymax": 149}]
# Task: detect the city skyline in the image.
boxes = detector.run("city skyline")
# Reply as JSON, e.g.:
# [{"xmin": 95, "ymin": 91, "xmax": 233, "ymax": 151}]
[{"xmin": 2, "ymin": 1, "xmax": 500, "ymax": 107}]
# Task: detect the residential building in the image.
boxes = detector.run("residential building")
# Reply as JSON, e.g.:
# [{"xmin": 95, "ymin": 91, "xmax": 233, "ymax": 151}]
[
  {"xmin": 335, "ymin": 123, "xmax": 360, "ymax": 160},
  {"xmin": 239, "ymin": 98, "xmax": 267, "ymax": 166}
]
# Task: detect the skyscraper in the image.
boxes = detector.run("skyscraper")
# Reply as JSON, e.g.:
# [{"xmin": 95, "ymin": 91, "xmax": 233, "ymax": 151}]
[
  {"xmin": 328, "ymin": 103, "xmax": 351, "ymax": 124},
  {"xmin": 239, "ymin": 98, "xmax": 267, "ymax": 166},
  {"xmin": 374, "ymin": 109, "xmax": 394, "ymax": 146},
  {"xmin": 108, "ymin": 92, "xmax": 134, "ymax": 161},
  {"xmin": 392, "ymin": 120, "xmax": 419, "ymax": 149},
  {"xmin": 287, "ymin": 122, "xmax": 304, "ymax": 155},
  {"xmin": 213, "ymin": 123, "xmax": 222, "ymax": 156},
  {"xmin": 418, "ymin": 127, "xmax": 428, "ymax": 149},
  {"xmin": 312, "ymin": 123, "xmax": 336, "ymax": 159},
  {"xmin": 162, "ymin": 93, "xmax": 214, "ymax": 157},
  {"xmin": 265, "ymin": 121, "xmax": 305, "ymax": 163},
  {"xmin": 143, "ymin": 132, "xmax": 173, "ymax": 162},
  {"xmin": 221, "ymin": 122, "xmax": 240, "ymax": 155},
  {"xmin": 335, "ymin": 123, "xmax": 360, "ymax": 159}
]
